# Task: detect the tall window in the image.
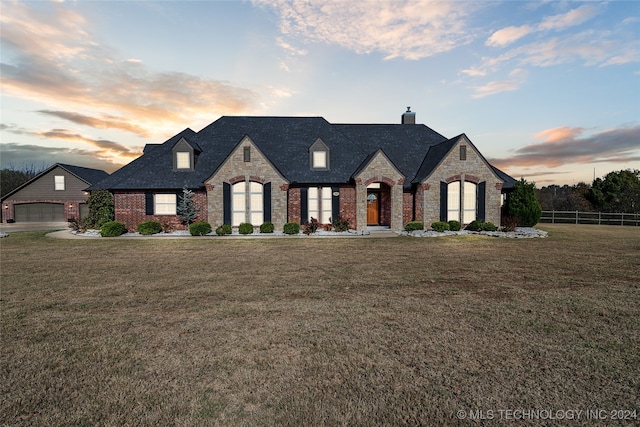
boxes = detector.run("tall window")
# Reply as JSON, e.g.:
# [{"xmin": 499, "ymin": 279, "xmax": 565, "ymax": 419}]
[
  {"xmin": 232, "ymin": 181, "xmax": 263, "ymax": 226},
  {"xmin": 463, "ymin": 182, "xmax": 477, "ymax": 223},
  {"xmin": 447, "ymin": 181, "xmax": 460, "ymax": 222},
  {"xmin": 232, "ymin": 182, "xmax": 246, "ymax": 226},
  {"xmin": 176, "ymin": 152, "xmax": 191, "ymax": 169},
  {"xmin": 308, "ymin": 187, "xmax": 332, "ymax": 223},
  {"xmin": 249, "ymin": 182, "xmax": 263, "ymax": 225},
  {"xmin": 155, "ymin": 194, "xmax": 177, "ymax": 215},
  {"xmin": 54, "ymin": 175, "xmax": 65, "ymax": 191}
]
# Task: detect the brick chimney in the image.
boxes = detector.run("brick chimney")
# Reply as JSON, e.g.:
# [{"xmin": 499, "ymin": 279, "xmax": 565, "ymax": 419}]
[{"xmin": 401, "ymin": 107, "xmax": 415, "ymax": 124}]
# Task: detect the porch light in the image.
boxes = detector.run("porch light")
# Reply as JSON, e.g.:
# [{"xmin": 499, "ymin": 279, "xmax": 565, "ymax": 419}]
[{"xmin": 3, "ymin": 204, "xmax": 8, "ymax": 209}]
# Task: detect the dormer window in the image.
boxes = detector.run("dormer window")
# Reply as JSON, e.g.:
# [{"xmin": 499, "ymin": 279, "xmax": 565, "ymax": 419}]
[
  {"xmin": 176, "ymin": 152, "xmax": 191, "ymax": 169},
  {"xmin": 309, "ymin": 138, "xmax": 330, "ymax": 170},
  {"xmin": 172, "ymin": 137, "xmax": 199, "ymax": 171}
]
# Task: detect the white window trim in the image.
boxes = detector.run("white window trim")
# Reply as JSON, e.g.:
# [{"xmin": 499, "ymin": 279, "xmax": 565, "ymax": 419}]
[
  {"xmin": 155, "ymin": 194, "xmax": 177, "ymax": 215},
  {"xmin": 232, "ymin": 181, "xmax": 264, "ymax": 226},
  {"xmin": 54, "ymin": 175, "xmax": 65, "ymax": 191}
]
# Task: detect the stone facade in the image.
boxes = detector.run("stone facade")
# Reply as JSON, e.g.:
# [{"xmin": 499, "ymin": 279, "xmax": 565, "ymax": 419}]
[
  {"xmin": 421, "ymin": 136, "xmax": 504, "ymax": 227},
  {"xmin": 353, "ymin": 151, "xmax": 405, "ymax": 232},
  {"xmin": 206, "ymin": 136, "xmax": 289, "ymax": 230}
]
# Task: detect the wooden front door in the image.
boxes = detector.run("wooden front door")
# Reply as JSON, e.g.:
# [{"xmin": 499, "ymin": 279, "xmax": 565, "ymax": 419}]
[{"xmin": 367, "ymin": 192, "xmax": 379, "ymax": 225}]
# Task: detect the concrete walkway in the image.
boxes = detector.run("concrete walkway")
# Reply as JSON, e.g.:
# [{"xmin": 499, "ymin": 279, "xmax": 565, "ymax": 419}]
[{"xmin": 0, "ymin": 222, "xmax": 69, "ymax": 233}]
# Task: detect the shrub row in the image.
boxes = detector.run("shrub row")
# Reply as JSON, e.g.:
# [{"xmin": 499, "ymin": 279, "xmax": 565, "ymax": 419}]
[{"xmin": 465, "ymin": 220, "xmax": 497, "ymax": 232}]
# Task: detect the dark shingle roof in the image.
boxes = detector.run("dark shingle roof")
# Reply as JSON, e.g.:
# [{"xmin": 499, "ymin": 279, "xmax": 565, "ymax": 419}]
[{"xmin": 94, "ymin": 116, "xmax": 514, "ymax": 191}]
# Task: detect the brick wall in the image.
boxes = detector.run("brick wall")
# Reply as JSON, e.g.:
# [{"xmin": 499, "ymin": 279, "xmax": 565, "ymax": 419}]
[
  {"xmin": 114, "ymin": 190, "xmax": 208, "ymax": 231},
  {"xmin": 402, "ymin": 191, "xmax": 415, "ymax": 225},
  {"xmin": 338, "ymin": 186, "xmax": 356, "ymax": 226}
]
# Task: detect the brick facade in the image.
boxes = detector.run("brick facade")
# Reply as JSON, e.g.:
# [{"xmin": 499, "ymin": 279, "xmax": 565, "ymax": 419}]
[{"xmin": 114, "ymin": 190, "xmax": 208, "ymax": 231}]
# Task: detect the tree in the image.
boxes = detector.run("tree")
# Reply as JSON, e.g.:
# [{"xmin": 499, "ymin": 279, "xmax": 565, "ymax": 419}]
[
  {"xmin": 505, "ymin": 178, "xmax": 542, "ymax": 227},
  {"xmin": 588, "ymin": 169, "xmax": 639, "ymax": 213},
  {"xmin": 84, "ymin": 190, "xmax": 114, "ymax": 228},
  {"xmin": 177, "ymin": 186, "xmax": 199, "ymax": 225},
  {"xmin": 1, "ymin": 164, "xmax": 46, "ymax": 198}
]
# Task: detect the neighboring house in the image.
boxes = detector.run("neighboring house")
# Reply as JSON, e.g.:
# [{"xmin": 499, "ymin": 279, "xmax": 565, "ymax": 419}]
[
  {"xmin": 2, "ymin": 163, "xmax": 110, "ymax": 223},
  {"xmin": 90, "ymin": 109, "xmax": 516, "ymax": 232}
]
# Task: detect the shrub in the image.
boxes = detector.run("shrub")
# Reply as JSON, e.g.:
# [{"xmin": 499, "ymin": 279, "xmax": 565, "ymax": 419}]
[
  {"xmin": 100, "ymin": 221, "xmax": 126, "ymax": 237},
  {"xmin": 466, "ymin": 220, "xmax": 484, "ymax": 231},
  {"xmin": 448, "ymin": 220, "xmax": 461, "ymax": 231},
  {"xmin": 332, "ymin": 217, "xmax": 351, "ymax": 232},
  {"xmin": 85, "ymin": 189, "xmax": 114, "ymax": 229},
  {"xmin": 430, "ymin": 221, "xmax": 450, "ymax": 232},
  {"xmin": 260, "ymin": 222, "xmax": 274, "ymax": 233},
  {"xmin": 283, "ymin": 222, "xmax": 300, "ymax": 235},
  {"xmin": 404, "ymin": 221, "xmax": 424, "ymax": 232},
  {"xmin": 215, "ymin": 224, "xmax": 232, "ymax": 235},
  {"xmin": 482, "ymin": 221, "xmax": 497, "ymax": 232},
  {"xmin": 137, "ymin": 220, "xmax": 162, "ymax": 235},
  {"xmin": 302, "ymin": 218, "xmax": 319, "ymax": 235},
  {"xmin": 505, "ymin": 178, "xmax": 542, "ymax": 227},
  {"xmin": 501, "ymin": 215, "xmax": 519, "ymax": 232},
  {"xmin": 238, "ymin": 222, "xmax": 253, "ymax": 235},
  {"xmin": 189, "ymin": 221, "xmax": 212, "ymax": 236}
]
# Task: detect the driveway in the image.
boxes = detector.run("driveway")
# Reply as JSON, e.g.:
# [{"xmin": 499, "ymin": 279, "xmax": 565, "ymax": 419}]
[{"xmin": 0, "ymin": 222, "xmax": 70, "ymax": 233}]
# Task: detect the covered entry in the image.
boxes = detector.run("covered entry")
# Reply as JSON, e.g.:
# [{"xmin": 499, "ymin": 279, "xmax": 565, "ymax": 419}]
[
  {"xmin": 14, "ymin": 203, "xmax": 65, "ymax": 222},
  {"xmin": 366, "ymin": 182, "xmax": 391, "ymax": 226}
]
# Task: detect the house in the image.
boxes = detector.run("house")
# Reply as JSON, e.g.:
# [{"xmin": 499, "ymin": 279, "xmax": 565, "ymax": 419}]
[
  {"xmin": 90, "ymin": 109, "xmax": 515, "ymax": 232},
  {"xmin": 2, "ymin": 163, "xmax": 110, "ymax": 223}
]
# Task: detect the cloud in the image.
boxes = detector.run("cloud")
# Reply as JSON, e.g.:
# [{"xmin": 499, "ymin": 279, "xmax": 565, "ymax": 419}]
[
  {"xmin": 537, "ymin": 4, "xmax": 600, "ymax": 32},
  {"xmin": 38, "ymin": 110, "xmax": 152, "ymax": 138},
  {"xmin": 489, "ymin": 125, "xmax": 640, "ymax": 169},
  {"xmin": 471, "ymin": 68, "xmax": 528, "ymax": 98},
  {"xmin": 0, "ymin": 1, "xmax": 261, "ymax": 139},
  {"xmin": 0, "ymin": 143, "xmax": 127, "ymax": 173},
  {"xmin": 486, "ymin": 25, "xmax": 533, "ymax": 47},
  {"xmin": 255, "ymin": 0, "xmax": 480, "ymax": 60}
]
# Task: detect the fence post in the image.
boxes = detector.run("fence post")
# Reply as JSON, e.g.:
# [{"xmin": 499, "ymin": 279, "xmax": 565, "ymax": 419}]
[
  {"xmin": 621, "ymin": 212, "xmax": 624, "ymax": 226},
  {"xmin": 576, "ymin": 210, "xmax": 579, "ymax": 225},
  {"xmin": 598, "ymin": 211, "xmax": 601, "ymax": 225},
  {"xmin": 552, "ymin": 210, "xmax": 555, "ymax": 224}
]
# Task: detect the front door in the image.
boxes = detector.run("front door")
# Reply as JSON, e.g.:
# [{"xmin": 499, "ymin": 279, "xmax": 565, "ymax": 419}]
[{"xmin": 367, "ymin": 192, "xmax": 379, "ymax": 225}]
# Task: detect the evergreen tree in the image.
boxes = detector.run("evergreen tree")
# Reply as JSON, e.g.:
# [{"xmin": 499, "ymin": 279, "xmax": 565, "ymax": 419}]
[
  {"xmin": 588, "ymin": 169, "xmax": 639, "ymax": 213},
  {"xmin": 177, "ymin": 186, "xmax": 199, "ymax": 225},
  {"xmin": 506, "ymin": 178, "xmax": 542, "ymax": 227},
  {"xmin": 85, "ymin": 190, "xmax": 114, "ymax": 228}
]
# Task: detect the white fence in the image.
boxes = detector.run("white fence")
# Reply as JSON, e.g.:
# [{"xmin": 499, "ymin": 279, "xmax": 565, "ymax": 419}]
[{"xmin": 540, "ymin": 210, "xmax": 639, "ymax": 226}]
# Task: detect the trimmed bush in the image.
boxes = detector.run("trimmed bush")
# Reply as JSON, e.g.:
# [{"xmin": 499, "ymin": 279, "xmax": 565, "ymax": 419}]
[
  {"xmin": 238, "ymin": 222, "xmax": 254, "ymax": 235},
  {"xmin": 260, "ymin": 222, "xmax": 275, "ymax": 233},
  {"xmin": 100, "ymin": 221, "xmax": 126, "ymax": 237},
  {"xmin": 189, "ymin": 221, "xmax": 212, "ymax": 236},
  {"xmin": 482, "ymin": 221, "xmax": 497, "ymax": 232},
  {"xmin": 404, "ymin": 221, "xmax": 424, "ymax": 232},
  {"xmin": 137, "ymin": 220, "xmax": 162, "ymax": 235},
  {"xmin": 466, "ymin": 220, "xmax": 483, "ymax": 231},
  {"xmin": 430, "ymin": 221, "xmax": 450, "ymax": 232},
  {"xmin": 283, "ymin": 222, "xmax": 300, "ymax": 235},
  {"xmin": 331, "ymin": 217, "xmax": 351, "ymax": 232},
  {"xmin": 505, "ymin": 178, "xmax": 541, "ymax": 226},
  {"xmin": 448, "ymin": 220, "xmax": 461, "ymax": 231},
  {"xmin": 215, "ymin": 224, "xmax": 232, "ymax": 235}
]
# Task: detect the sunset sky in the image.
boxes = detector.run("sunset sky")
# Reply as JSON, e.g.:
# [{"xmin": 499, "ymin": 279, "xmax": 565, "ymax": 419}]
[{"xmin": 1, "ymin": 0, "xmax": 639, "ymax": 185}]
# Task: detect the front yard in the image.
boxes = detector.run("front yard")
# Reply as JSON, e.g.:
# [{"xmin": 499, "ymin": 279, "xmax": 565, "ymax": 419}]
[{"xmin": 1, "ymin": 224, "xmax": 639, "ymax": 426}]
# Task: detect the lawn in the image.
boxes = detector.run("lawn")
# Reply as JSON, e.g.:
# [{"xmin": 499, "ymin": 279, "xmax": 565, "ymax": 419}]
[{"xmin": 1, "ymin": 224, "xmax": 639, "ymax": 426}]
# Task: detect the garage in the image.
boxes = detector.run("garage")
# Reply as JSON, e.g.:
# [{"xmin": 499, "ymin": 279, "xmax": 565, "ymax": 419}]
[{"xmin": 14, "ymin": 203, "xmax": 65, "ymax": 222}]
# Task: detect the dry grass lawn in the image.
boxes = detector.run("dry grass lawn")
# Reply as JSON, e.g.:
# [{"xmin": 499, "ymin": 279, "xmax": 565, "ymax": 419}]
[{"xmin": 1, "ymin": 224, "xmax": 639, "ymax": 426}]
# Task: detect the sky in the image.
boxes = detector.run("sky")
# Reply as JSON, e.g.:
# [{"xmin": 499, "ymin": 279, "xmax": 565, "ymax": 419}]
[{"xmin": 1, "ymin": 0, "xmax": 639, "ymax": 186}]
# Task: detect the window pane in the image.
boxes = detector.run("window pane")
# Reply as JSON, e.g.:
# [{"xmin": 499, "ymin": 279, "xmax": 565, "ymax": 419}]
[
  {"xmin": 155, "ymin": 194, "xmax": 176, "ymax": 215},
  {"xmin": 447, "ymin": 181, "xmax": 460, "ymax": 222},
  {"xmin": 463, "ymin": 182, "xmax": 476, "ymax": 223},
  {"xmin": 176, "ymin": 152, "xmax": 190, "ymax": 169},
  {"xmin": 232, "ymin": 182, "xmax": 246, "ymax": 226},
  {"xmin": 54, "ymin": 175, "xmax": 65, "ymax": 191},
  {"xmin": 250, "ymin": 212, "xmax": 263, "ymax": 225},
  {"xmin": 313, "ymin": 151, "xmax": 326, "ymax": 168},
  {"xmin": 232, "ymin": 212, "xmax": 245, "ymax": 227},
  {"xmin": 321, "ymin": 188, "xmax": 332, "ymax": 222}
]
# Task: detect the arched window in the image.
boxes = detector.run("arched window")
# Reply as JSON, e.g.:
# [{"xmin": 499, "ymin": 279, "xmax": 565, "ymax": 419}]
[
  {"xmin": 231, "ymin": 181, "xmax": 263, "ymax": 226},
  {"xmin": 447, "ymin": 181, "xmax": 477, "ymax": 223},
  {"xmin": 447, "ymin": 181, "xmax": 460, "ymax": 222},
  {"xmin": 463, "ymin": 181, "xmax": 477, "ymax": 223}
]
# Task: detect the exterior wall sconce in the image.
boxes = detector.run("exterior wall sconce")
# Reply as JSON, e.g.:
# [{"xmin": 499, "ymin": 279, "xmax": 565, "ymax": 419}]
[{"xmin": 3, "ymin": 204, "xmax": 8, "ymax": 209}]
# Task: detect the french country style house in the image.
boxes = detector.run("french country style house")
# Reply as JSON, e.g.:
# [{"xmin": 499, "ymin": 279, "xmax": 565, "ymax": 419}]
[{"xmin": 90, "ymin": 109, "xmax": 515, "ymax": 232}]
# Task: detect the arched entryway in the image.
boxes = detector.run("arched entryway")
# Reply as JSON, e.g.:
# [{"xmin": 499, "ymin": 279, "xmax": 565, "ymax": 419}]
[{"xmin": 366, "ymin": 182, "xmax": 391, "ymax": 226}]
